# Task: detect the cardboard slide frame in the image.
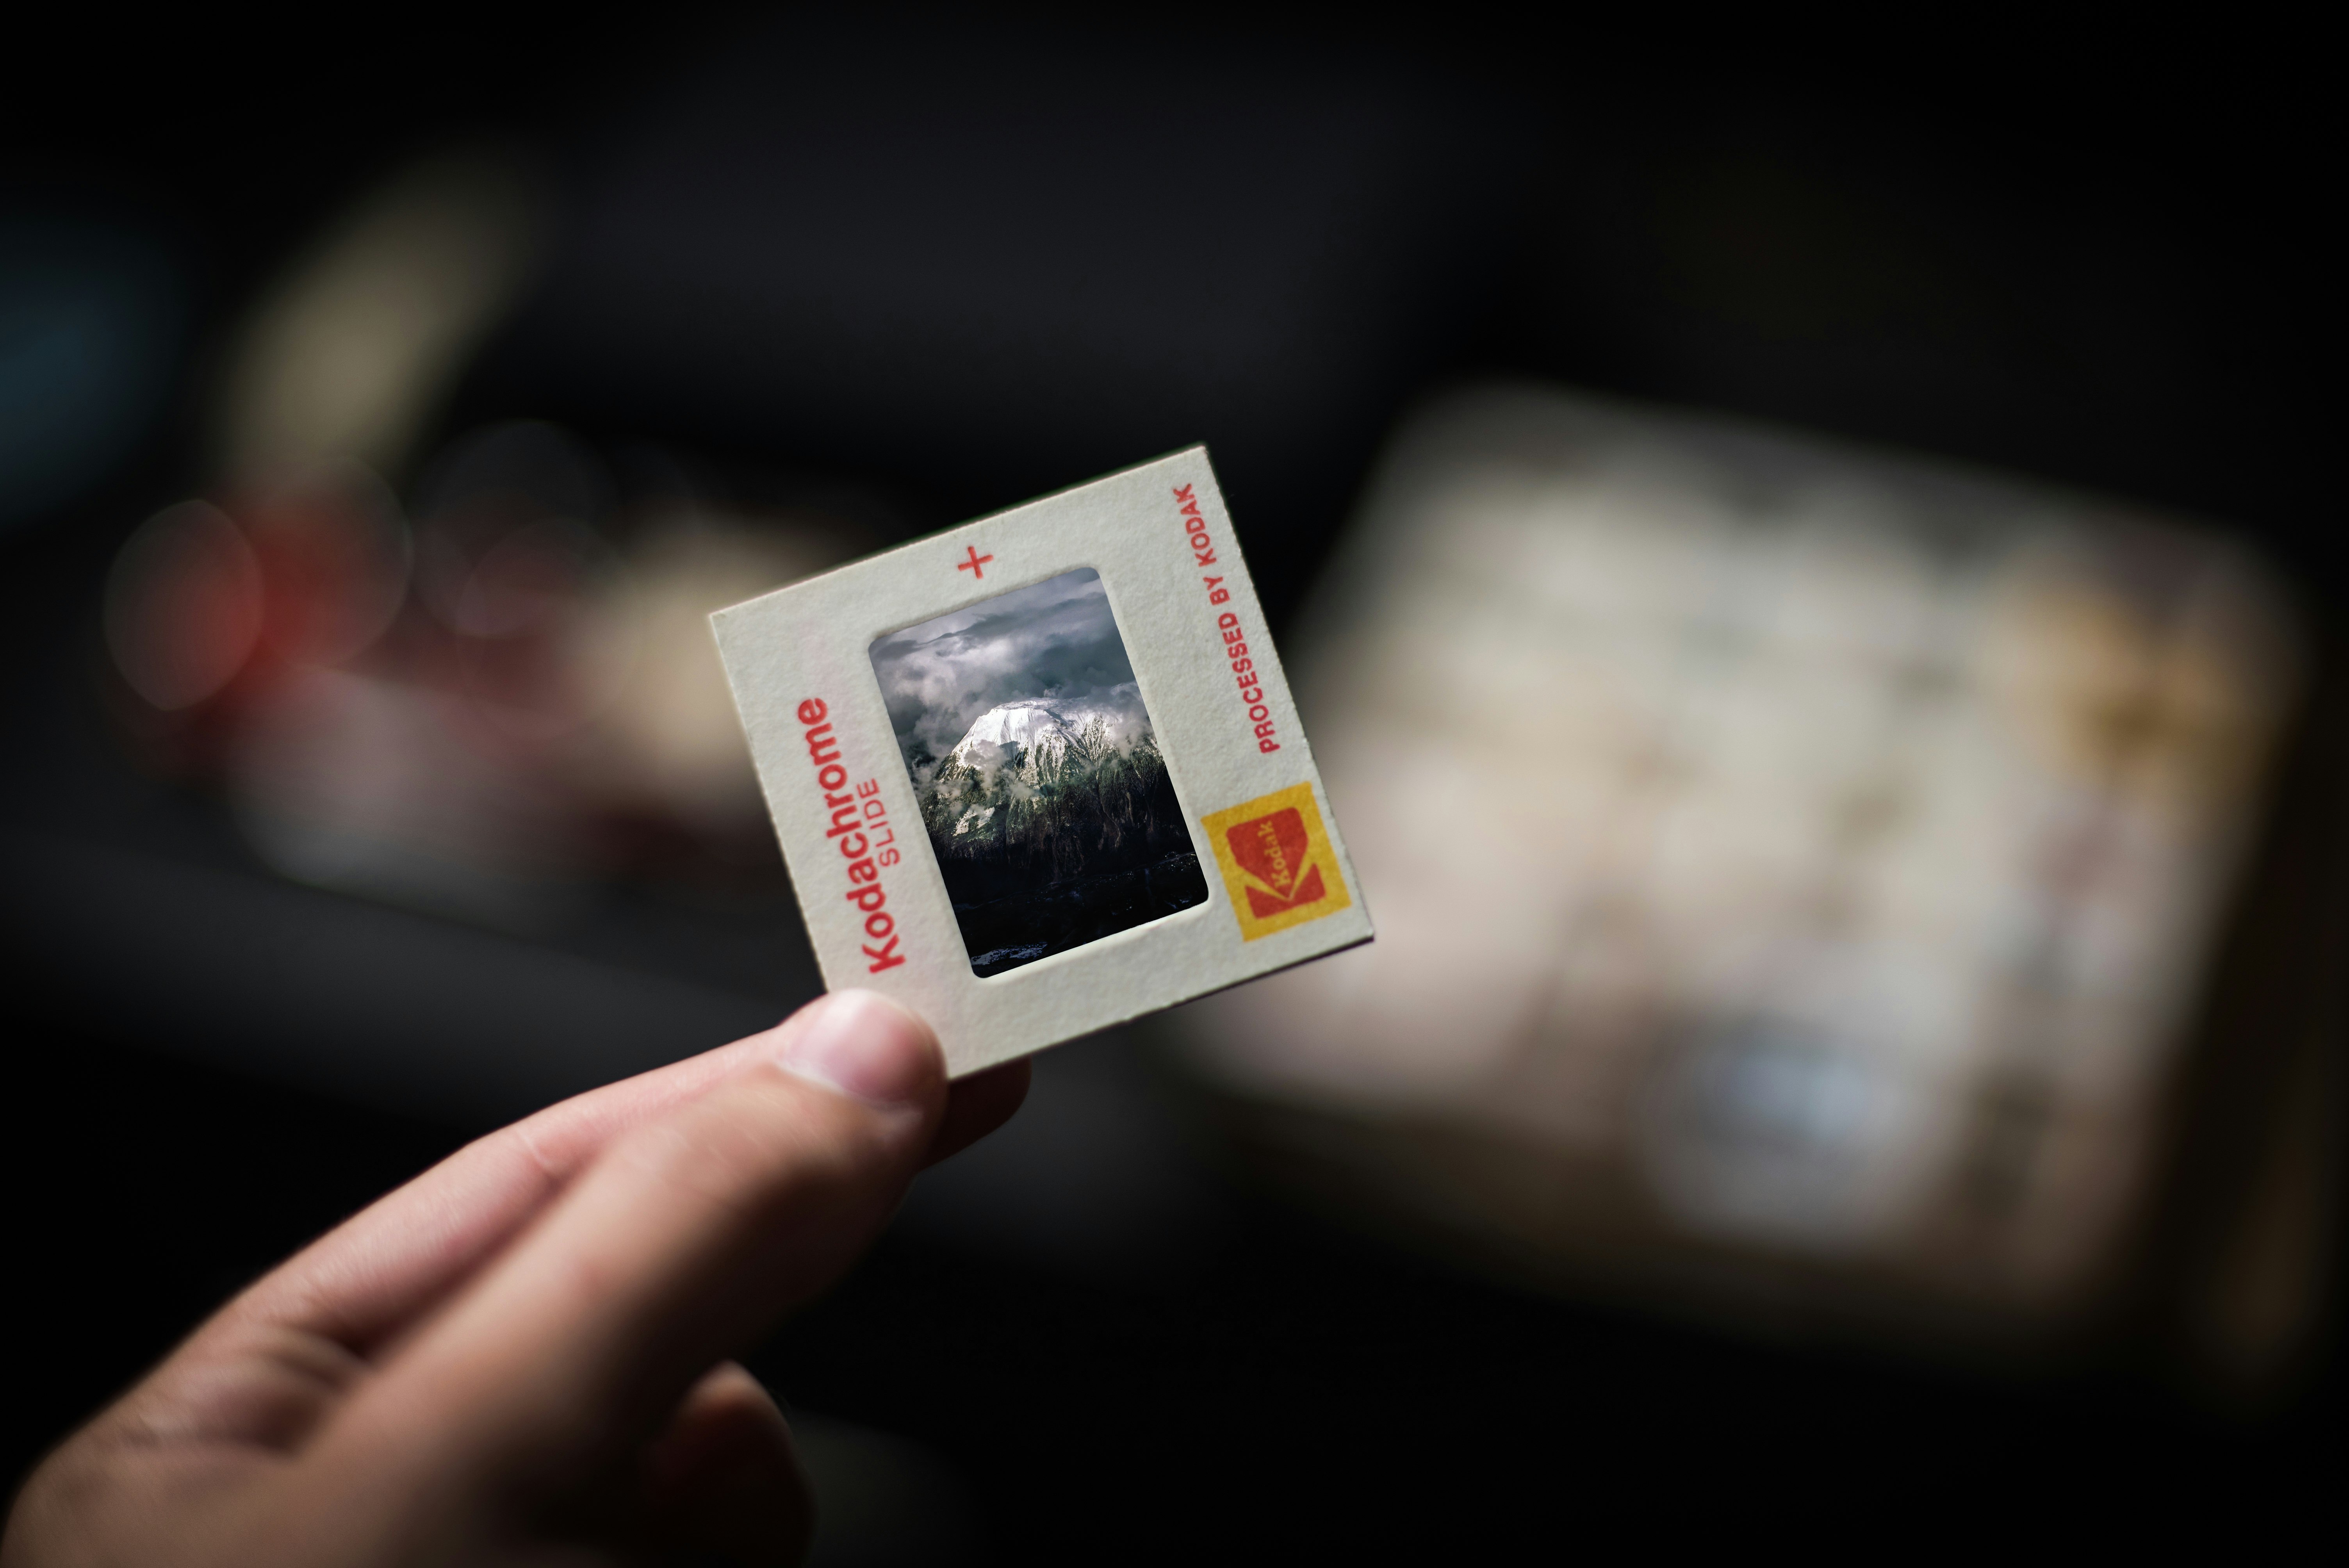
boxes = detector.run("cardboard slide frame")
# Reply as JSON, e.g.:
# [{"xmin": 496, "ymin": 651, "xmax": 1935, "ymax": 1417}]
[{"xmin": 713, "ymin": 448, "xmax": 1372, "ymax": 1075}]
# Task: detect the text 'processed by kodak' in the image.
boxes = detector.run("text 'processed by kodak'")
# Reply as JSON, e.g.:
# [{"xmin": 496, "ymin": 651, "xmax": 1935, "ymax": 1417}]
[{"xmin": 1175, "ymin": 483, "xmax": 1280, "ymax": 755}]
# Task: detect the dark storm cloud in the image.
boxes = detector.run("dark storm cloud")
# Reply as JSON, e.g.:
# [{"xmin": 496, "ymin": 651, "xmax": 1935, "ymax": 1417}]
[{"xmin": 868, "ymin": 567, "xmax": 1150, "ymax": 766}]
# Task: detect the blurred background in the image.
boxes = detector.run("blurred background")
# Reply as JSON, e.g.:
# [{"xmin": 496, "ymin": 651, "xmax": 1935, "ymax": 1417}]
[{"xmin": 3, "ymin": 6, "xmax": 2337, "ymax": 1557}]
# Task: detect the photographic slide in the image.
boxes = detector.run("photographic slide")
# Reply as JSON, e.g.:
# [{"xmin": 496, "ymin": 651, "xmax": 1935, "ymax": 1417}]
[{"xmin": 713, "ymin": 446, "xmax": 1370, "ymax": 1074}]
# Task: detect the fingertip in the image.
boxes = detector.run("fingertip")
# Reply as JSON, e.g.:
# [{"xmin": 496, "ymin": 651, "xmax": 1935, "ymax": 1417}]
[
  {"xmin": 643, "ymin": 1363, "xmax": 811, "ymax": 1565},
  {"xmin": 775, "ymin": 990, "xmax": 943, "ymax": 1110}
]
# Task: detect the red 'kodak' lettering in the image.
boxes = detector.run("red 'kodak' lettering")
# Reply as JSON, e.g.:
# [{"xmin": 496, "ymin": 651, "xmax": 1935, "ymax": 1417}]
[
  {"xmin": 1201, "ymin": 782, "xmax": 1350, "ymax": 939},
  {"xmin": 1229, "ymin": 808, "xmax": 1327, "ymax": 918}
]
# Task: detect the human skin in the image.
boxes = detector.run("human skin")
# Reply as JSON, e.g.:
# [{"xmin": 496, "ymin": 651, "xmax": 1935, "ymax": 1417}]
[{"xmin": 2, "ymin": 990, "xmax": 1028, "ymax": 1567}]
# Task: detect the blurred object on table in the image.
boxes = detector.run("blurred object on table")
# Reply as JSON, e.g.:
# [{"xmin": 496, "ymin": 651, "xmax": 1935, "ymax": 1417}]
[
  {"xmin": 216, "ymin": 147, "xmax": 545, "ymax": 486},
  {"xmin": 84, "ymin": 140, "xmax": 858, "ymax": 924},
  {"xmin": 102, "ymin": 421, "xmax": 850, "ymax": 929},
  {"xmin": 1173, "ymin": 385, "xmax": 2325, "ymax": 1367}
]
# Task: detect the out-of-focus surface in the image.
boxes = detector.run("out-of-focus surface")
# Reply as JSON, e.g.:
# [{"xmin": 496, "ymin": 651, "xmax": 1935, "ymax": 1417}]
[
  {"xmin": 1177, "ymin": 386, "xmax": 2303, "ymax": 1341},
  {"xmin": 0, "ymin": 214, "xmax": 180, "ymax": 532},
  {"xmin": 4, "ymin": 9, "xmax": 2338, "ymax": 1557}
]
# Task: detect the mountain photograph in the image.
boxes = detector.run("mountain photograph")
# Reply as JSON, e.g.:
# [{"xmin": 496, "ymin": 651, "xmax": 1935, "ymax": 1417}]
[{"xmin": 868, "ymin": 567, "xmax": 1208, "ymax": 976}]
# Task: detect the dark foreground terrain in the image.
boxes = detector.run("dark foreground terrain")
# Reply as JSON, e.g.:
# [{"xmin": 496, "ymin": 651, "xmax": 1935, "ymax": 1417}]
[{"xmin": 953, "ymin": 851, "xmax": 1210, "ymax": 976}]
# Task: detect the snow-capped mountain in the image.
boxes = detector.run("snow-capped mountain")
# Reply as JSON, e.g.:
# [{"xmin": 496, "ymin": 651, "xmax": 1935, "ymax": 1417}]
[
  {"xmin": 947, "ymin": 700, "xmax": 1102, "ymax": 772},
  {"xmin": 914, "ymin": 694, "xmax": 1194, "ymax": 931}
]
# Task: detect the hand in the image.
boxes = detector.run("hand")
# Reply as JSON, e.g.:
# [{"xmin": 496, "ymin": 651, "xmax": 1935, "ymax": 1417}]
[{"xmin": 2, "ymin": 990, "xmax": 1027, "ymax": 1567}]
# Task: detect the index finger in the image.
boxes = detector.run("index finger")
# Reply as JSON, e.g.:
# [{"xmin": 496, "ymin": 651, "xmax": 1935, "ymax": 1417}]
[
  {"xmin": 313, "ymin": 991, "xmax": 945, "ymax": 1498},
  {"xmin": 222, "ymin": 992, "xmax": 1021, "ymax": 1355}
]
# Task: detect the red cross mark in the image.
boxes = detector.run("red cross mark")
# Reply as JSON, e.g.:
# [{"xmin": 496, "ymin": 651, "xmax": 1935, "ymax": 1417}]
[{"xmin": 957, "ymin": 544, "xmax": 994, "ymax": 579}]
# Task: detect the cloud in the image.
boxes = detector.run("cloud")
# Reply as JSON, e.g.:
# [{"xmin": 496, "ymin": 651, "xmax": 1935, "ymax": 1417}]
[{"xmin": 868, "ymin": 567, "xmax": 1152, "ymax": 766}]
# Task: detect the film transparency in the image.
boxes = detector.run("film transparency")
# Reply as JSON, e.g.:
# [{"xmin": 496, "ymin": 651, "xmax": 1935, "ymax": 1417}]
[{"xmin": 713, "ymin": 449, "xmax": 1371, "ymax": 1075}]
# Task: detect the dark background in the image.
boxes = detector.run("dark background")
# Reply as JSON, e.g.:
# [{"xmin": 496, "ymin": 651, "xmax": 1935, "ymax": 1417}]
[{"xmin": 4, "ymin": 6, "xmax": 2336, "ymax": 1555}]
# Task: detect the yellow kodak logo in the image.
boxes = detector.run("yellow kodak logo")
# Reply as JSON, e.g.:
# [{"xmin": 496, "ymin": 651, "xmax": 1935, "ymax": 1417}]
[{"xmin": 1203, "ymin": 782, "xmax": 1350, "ymax": 941}]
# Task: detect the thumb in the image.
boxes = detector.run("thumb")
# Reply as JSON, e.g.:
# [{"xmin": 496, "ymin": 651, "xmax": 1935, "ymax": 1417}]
[{"xmin": 311, "ymin": 990, "xmax": 943, "ymax": 1519}]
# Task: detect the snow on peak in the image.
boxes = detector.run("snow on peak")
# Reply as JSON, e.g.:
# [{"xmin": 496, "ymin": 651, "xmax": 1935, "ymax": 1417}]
[{"xmin": 948, "ymin": 700, "xmax": 1098, "ymax": 770}]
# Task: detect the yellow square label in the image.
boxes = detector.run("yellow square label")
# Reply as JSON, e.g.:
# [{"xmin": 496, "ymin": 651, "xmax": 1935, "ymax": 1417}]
[{"xmin": 1202, "ymin": 783, "xmax": 1351, "ymax": 941}]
